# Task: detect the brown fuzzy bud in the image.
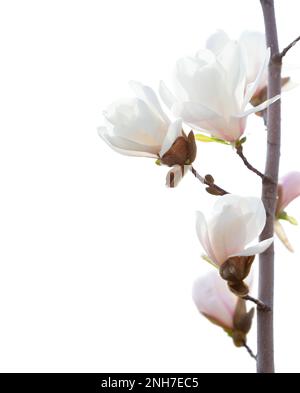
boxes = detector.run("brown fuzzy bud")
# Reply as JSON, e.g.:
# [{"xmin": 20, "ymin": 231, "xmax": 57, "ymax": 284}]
[
  {"xmin": 205, "ymin": 186, "xmax": 223, "ymax": 196},
  {"xmin": 232, "ymin": 330, "xmax": 246, "ymax": 347},
  {"xmin": 161, "ymin": 131, "xmax": 197, "ymax": 167},
  {"xmin": 204, "ymin": 174, "xmax": 214, "ymax": 184},
  {"xmin": 232, "ymin": 298, "xmax": 255, "ymax": 347},
  {"xmin": 219, "ymin": 255, "xmax": 255, "ymax": 297}
]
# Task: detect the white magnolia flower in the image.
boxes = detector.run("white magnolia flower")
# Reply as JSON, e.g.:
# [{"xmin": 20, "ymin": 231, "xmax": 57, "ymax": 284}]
[
  {"xmin": 192, "ymin": 270, "xmax": 254, "ymax": 346},
  {"xmin": 98, "ymin": 81, "xmax": 181, "ymax": 158},
  {"xmin": 207, "ymin": 30, "xmax": 268, "ymax": 99},
  {"xmin": 196, "ymin": 194, "xmax": 273, "ymax": 268},
  {"xmin": 160, "ymin": 39, "xmax": 279, "ymax": 142},
  {"xmin": 98, "ymin": 81, "xmax": 196, "ymax": 187}
]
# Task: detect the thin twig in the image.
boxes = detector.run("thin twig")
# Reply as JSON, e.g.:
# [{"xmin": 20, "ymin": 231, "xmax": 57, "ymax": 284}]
[
  {"xmin": 279, "ymin": 35, "xmax": 300, "ymax": 59},
  {"xmin": 190, "ymin": 166, "xmax": 228, "ymax": 195},
  {"xmin": 235, "ymin": 145, "xmax": 265, "ymax": 180},
  {"xmin": 243, "ymin": 295, "xmax": 271, "ymax": 312},
  {"xmin": 190, "ymin": 166, "xmax": 205, "ymax": 184},
  {"xmin": 244, "ymin": 343, "xmax": 257, "ymax": 361}
]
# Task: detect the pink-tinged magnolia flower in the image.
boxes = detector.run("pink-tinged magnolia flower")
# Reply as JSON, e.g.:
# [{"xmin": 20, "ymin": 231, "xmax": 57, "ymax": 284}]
[
  {"xmin": 192, "ymin": 270, "xmax": 254, "ymax": 346},
  {"xmin": 276, "ymin": 171, "xmax": 300, "ymax": 216},
  {"xmin": 159, "ymin": 40, "xmax": 280, "ymax": 143},
  {"xmin": 275, "ymin": 172, "xmax": 300, "ymax": 252},
  {"xmin": 98, "ymin": 81, "xmax": 196, "ymax": 187},
  {"xmin": 196, "ymin": 195, "xmax": 273, "ymax": 267}
]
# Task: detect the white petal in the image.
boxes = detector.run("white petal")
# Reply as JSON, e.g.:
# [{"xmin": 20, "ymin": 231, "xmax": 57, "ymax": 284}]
[
  {"xmin": 207, "ymin": 204, "xmax": 247, "ymax": 264},
  {"xmin": 231, "ymin": 237, "xmax": 273, "ymax": 257},
  {"xmin": 212, "ymin": 196, "xmax": 266, "ymax": 244},
  {"xmin": 239, "ymin": 31, "xmax": 267, "ymax": 85},
  {"xmin": 159, "ymin": 119, "xmax": 183, "ymax": 157},
  {"xmin": 103, "ymin": 97, "xmax": 138, "ymax": 125},
  {"xmin": 208, "ymin": 195, "xmax": 268, "ymax": 262},
  {"xmin": 243, "ymin": 48, "xmax": 270, "ymax": 109},
  {"xmin": 241, "ymin": 94, "xmax": 280, "ymax": 117},
  {"xmin": 129, "ymin": 80, "xmax": 170, "ymax": 124},
  {"xmin": 196, "ymin": 211, "xmax": 219, "ymax": 265},
  {"xmin": 103, "ymin": 98, "xmax": 168, "ymax": 147},
  {"xmin": 217, "ymin": 41, "xmax": 246, "ymax": 111},
  {"xmin": 165, "ymin": 164, "xmax": 189, "ymax": 188},
  {"xmin": 206, "ymin": 30, "xmax": 230, "ymax": 55},
  {"xmin": 232, "ymin": 196, "xmax": 266, "ymax": 245},
  {"xmin": 171, "ymin": 101, "xmax": 237, "ymax": 141},
  {"xmin": 159, "ymin": 81, "xmax": 178, "ymax": 110},
  {"xmin": 174, "ymin": 55, "xmax": 227, "ymax": 115},
  {"xmin": 195, "ymin": 49, "xmax": 218, "ymax": 66},
  {"xmin": 172, "ymin": 101, "xmax": 218, "ymax": 124},
  {"xmin": 98, "ymin": 127, "xmax": 158, "ymax": 158},
  {"xmin": 278, "ymin": 171, "xmax": 300, "ymax": 211},
  {"xmin": 274, "ymin": 220, "xmax": 294, "ymax": 252}
]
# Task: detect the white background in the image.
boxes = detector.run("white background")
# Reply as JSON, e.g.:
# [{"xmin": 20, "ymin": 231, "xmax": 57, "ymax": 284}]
[{"xmin": 0, "ymin": 0, "xmax": 300, "ymax": 373}]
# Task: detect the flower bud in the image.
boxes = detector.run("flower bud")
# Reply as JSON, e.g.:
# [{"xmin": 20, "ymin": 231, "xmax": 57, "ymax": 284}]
[
  {"xmin": 160, "ymin": 131, "xmax": 197, "ymax": 167},
  {"xmin": 196, "ymin": 195, "xmax": 273, "ymax": 294},
  {"xmin": 274, "ymin": 172, "xmax": 300, "ymax": 251},
  {"xmin": 232, "ymin": 299, "xmax": 254, "ymax": 347},
  {"xmin": 193, "ymin": 271, "xmax": 254, "ymax": 347},
  {"xmin": 219, "ymin": 255, "xmax": 255, "ymax": 296}
]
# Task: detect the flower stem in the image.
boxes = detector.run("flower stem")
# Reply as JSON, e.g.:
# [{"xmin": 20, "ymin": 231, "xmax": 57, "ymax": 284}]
[
  {"xmin": 235, "ymin": 144, "xmax": 266, "ymax": 180},
  {"xmin": 243, "ymin": 295, "xmax": 271, "ymax": 312},
  {"xmin": 190, "ymin": 166, "xmax": 228, "ymax": 196},
  {"xmin": 190, "ymin": 166, "xmax": 205, "ymax": 184},
  {"xmin": 259, "ymin": 0, "xmax": 282, "ymax": 374},
  {"xmin": 244, "ymin": 343, "xmax": 257, "ymax": 361}
]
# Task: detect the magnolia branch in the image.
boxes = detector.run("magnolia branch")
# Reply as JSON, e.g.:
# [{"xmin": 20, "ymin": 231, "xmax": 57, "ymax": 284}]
[
  {"xmin": 278, "ymin": 35, "xmax": 300, "ymax": 59},
  {"xmin": 235, "ymin": 144, "xmax": 266, "ymax": 180},
  {"xmin": 190, "ymin": 166, "xmax": 228, "ymax": 196},
  {"xmin": 259, "ymin": 0, "xmax": 282, "ymax": 374}
]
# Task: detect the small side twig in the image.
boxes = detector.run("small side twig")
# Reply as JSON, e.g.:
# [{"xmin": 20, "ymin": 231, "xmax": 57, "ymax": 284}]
[
  {"xmin": 244, "ymin": 343, "xmax": 257, "ymax": 361},
  {"xmin": 243, "ymin": 295, "xmax": 271, "ymax": 312},
  {"xmin": 190, "ymin": 166, "xmax": 205, "ymax": 184},
  {"xmin": 235, "ymin": 144, "xmax": 267, "ymax": 181},
  {"xmin": 278, "ymin": 35, "xmax": 300, "ymax": 59},
  {"xmin": 190, "ymin": 166, "xmax": 228, "ymax": 196}
]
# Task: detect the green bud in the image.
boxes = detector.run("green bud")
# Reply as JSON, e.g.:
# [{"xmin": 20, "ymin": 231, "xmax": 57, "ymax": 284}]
[
  {"xmin": 235, "ymin": 137, "xmax": 247, "ymax": 148},
  {"xmin": 278, "ymin": 211, "xmax": 298, "ymax": 225}
]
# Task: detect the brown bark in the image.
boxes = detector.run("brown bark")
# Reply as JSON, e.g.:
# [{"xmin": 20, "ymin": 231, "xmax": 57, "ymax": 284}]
[{"xmin": 258, "ymin": 0, "xmax": 282, "ymax": 373}]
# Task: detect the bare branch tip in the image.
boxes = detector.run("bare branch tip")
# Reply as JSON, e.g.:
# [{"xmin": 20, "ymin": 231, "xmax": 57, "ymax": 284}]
[
  {"xmin": 244, "ymin": 343, "xmax": 257, "ymax": 361},
  {"xmin": 279, "ymin": 35, "xmax": 300, "ymax": 59}
]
